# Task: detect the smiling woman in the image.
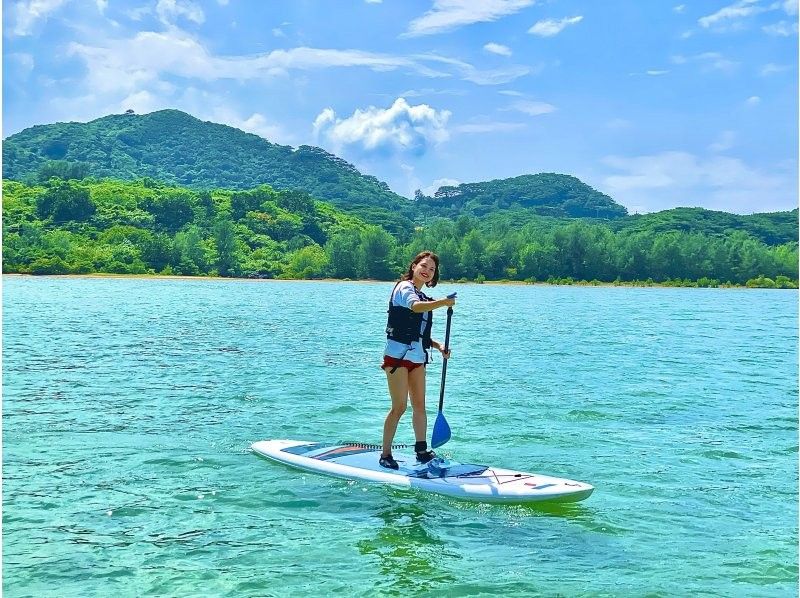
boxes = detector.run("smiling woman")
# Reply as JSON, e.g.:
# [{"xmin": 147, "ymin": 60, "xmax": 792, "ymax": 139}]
[{"xmin": 379, "ymin": 250, "xmax": 455, "ymax": 469}]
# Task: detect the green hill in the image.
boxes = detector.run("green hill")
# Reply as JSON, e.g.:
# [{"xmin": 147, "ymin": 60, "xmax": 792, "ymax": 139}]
[
  {"xmin": 2, "ymin": 109, "xmax": 415, "ymax": 235},
  {"xmin": 415, "ymin": 173, "xmax": 628, "ymax": 219},
  {"xmin": 4, "ymin": 110, "xmax": 632, "ymax": 231},
  {"xmin": 4, "ymin": 109, "xmax": 795, "ymax": 247},
  {"xmin": 612, "ymin": 207, "xmax": 799, "ymax": 246}
]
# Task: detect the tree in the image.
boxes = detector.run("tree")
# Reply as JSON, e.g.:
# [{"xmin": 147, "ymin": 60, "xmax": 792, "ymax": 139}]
[
  {"xmin": 143, "ymin": 191, "xmax": 196, "ymax": 233},
  {"xmin": 214, "ymin": 218, "xmax": 239, "ymax": 277},
  {"xmin": 36, "ymin": 180, "xmax": 96, "ymax": 222},
  {"xmin": 325, "ymin": 231, "xmax": 361, "ymax": 278},
  {"xmin": 360, "ymin": 225, "xmax": 396, "ymax": 280}
]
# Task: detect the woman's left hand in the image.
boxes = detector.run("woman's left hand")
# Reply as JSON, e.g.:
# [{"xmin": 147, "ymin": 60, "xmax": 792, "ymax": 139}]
[{"xmin": 438, "ymin": 346, "xmax": 452, "ymax": 360}]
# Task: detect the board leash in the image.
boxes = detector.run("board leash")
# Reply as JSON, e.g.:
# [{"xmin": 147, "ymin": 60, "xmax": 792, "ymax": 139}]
[{"xmin": 338, "ymin": 440, "xmax": 411, "ymax": 450}]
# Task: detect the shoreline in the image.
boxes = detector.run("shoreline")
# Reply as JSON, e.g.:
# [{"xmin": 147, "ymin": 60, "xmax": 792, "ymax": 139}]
[{"xmin": 2, "ymin": 272, "xmax": 794, "ymax": 290}]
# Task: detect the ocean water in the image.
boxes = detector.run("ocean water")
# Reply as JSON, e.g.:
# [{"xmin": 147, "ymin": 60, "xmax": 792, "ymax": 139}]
[{"xmin": 3, "ymin": 276, "xmax": 798, "ymax": 597}]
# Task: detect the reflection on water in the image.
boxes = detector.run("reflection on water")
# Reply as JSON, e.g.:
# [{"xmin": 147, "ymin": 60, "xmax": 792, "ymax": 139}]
[{"xmin": 358, "ymin": 497, "xmax": 457, "ymax": 594}]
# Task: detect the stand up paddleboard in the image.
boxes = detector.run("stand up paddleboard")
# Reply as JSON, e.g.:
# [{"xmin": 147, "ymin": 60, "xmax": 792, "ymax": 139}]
[{"xmin": 251, "ymin": 440, "xmax": 593, "ymax": 504}]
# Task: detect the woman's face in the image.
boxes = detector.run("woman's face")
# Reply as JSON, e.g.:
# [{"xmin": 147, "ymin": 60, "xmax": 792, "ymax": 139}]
[{"xmin": 412, "ymin": 257, "xmax": 437, "ymax": 284}]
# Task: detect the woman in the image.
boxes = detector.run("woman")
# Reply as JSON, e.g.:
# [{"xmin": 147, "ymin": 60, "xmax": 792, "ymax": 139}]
[{"xmin": 380, "ymin": 251, "xmax": 455, "ymax": 470}]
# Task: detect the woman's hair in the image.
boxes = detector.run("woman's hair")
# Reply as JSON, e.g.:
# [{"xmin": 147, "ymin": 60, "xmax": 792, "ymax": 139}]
[{"xmin": 401, "ymin": 251, "xmax": 440, "ymax": 287}]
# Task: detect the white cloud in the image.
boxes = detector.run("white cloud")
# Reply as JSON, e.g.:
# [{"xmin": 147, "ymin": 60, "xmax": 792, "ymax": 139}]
[
  {"xmin": 674, "ymin": 4, "xmax": 686, "ymax": 13},
  {"xmin": 10, "ymin": 0, "xmax": 68, "ymax": 36},
  {"xmin": 672, "ymin": 52, "xmax": 739, "ymax": 73},
  {"xmin": 125, "ymin": 5, "xmax": 152, "ymax": 21},
  {"xmin": 423, "ymin": 178, "xmax": 461, "ymax": 196},
  {"xmin": 404, "ymin": 0, "xmax": 535, "ymax": 37},
  {"xmin": 782, "ymin": 0, "xmax": 799, "ymax": 15},
  {"xmin": 484, "ymin": 42, "xmax": 512, "ymax": 56},
  {"xmin": 505, "ymin": 100, "xmax": 556, "ymax": 116},
  {"xmin": 709, "ymin": 130, "xmax": 736, "ymax": 151},
  {"xmin": 67, "ymin": 31, "xmax": 528, "ymax": 88},
  {"xmin": 744, "ymin": 95, "xmax": 761, "ymax": 106},
  {"xmin": 366, "ymin": 0, "xmax": 383, "ymax": 3},
  {"xmin": 120, "ymin": 90, "xmax": 163, "ymax": 114},
  {"xmin": 96, "ymin": 0, "xmax": 108, "ymax": 13},
  {"xmin": 217, "ymin": 0, "xmax": 230, "ymax": 5},
  {"xmin": 415, "ymin": 52, "xmax": 533, "ymax": 84},
  {"xmin": 600, "ymin": 150, "xmax": 795, "ymax": 213},
  {"xmin": 760, "ymin": 62, "xmax": 791, "ymax": 75},
  {"xmin": 646, "ymin": 70, "xmax": 669, "ymax": 76},
  {"xmin": 498, "ymin": 90, "xmax": 524, "ymax": 96},
  {"xmin": 156, "ymin": 0, "xmax": 205, "ymax": 26},
  {"xmin": 528, "ymin": 16, "xmax": 583, "ymax": 37},
  {"xmin": 209, "ymin": 108, "xmax": 294, "ymax": 145},
  {"xmin": 698, "ymin": 0, "xmax": 765, "ymax": 29},
  {"xmin": 399, "ymin": 88, "xmax": 467, "ymax": 98},
  {"xmin": 273, "ymin": 27, "xmax": 286, "ymax": 37},
  {"xmin": 313, "ymin": 98, "xmax": 451, "ymax": 156},
  {"xmin": 763, "ymin": 20, "xmax": 799, "ymax": 35}
]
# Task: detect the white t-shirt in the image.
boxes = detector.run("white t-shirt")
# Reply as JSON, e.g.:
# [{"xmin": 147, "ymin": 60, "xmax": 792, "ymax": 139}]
[{"xmin": 383, "ymin": 280, "xmax": 430, "ymax": 363}]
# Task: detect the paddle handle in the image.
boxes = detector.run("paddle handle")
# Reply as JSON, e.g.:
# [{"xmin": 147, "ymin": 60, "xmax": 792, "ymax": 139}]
[{"xmin": 438, "ymin": 306, "xmax": 453, "ymax": 412}]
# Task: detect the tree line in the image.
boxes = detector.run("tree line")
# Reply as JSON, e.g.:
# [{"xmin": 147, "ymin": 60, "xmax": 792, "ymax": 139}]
[{"xmin": 2, "ymin": 178, "xmax": 797, "ymax": 288}]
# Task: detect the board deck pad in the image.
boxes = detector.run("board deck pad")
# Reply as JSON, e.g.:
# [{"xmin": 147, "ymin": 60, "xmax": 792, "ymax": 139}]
[{"xmin": 252, "ymin": 440, "xmax": 593, "ymax": 504}]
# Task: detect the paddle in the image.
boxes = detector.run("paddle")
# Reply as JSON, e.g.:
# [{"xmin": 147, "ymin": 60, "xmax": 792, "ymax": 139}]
[{"xmin": 431, "ymin": 297, "xmax": 455, "ymax": 449}]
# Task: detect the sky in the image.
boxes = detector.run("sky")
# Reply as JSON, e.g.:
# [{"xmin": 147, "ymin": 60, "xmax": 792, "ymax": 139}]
[{"xmin": 3, "ymin": 0, "xmax": 798, "ymax": 214}]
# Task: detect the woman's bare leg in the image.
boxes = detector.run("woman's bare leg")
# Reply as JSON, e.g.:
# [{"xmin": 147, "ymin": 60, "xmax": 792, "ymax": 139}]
[
  {"xmin": 408, "ymin": 366, "xmax": 427, "ymax": 443},
  {"xmin": 382, "ymin": 367, "xmax": 409, "ymax": 456}
]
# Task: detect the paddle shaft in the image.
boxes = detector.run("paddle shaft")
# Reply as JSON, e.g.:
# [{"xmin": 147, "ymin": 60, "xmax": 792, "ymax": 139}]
[{"xmin": 437, "ymin": 306, "xmax": 453, "ymax": 412}]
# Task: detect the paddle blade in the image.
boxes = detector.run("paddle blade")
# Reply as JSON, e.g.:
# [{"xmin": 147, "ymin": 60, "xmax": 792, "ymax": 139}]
[{"xmin": 431, "ymin": 411, "xmax": 451, "ymax": 449}]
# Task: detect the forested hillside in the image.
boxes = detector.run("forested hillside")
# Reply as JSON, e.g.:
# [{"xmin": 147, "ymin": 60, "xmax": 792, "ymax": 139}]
[
  {"xmin": 415, "ymin": 174, "xmax": 627, "ymax": 220},
  {"xmin": 2, "ymin": 109, "xmax": 415, "ymax": 236}
]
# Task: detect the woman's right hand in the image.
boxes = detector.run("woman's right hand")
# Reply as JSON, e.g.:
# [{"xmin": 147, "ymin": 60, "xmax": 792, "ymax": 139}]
[{"xmin": 441, "ymin": 297, "xmax": 456, "ymax": 307}]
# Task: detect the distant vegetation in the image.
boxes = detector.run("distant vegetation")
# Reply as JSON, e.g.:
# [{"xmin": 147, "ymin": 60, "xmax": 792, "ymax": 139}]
[
  {"xmin": 3, "ymin": 179, "xmax": 797, "ymax": 287},
  {"xmin": 2, "ymin": 109, "xmax": 415, "ymax": 237},
  {"xmin": 415, "ymin": 173, "xmax": 627, "ymax": 220},
  {"xmin": 3, "ymin": 109, "xmax": 797, "ymax": 287}
]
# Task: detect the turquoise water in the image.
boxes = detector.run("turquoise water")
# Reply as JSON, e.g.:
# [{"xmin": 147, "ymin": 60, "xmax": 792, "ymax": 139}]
[{"xmin": 3, "ymin": 276, "xmax": 798, "ymax": 597}]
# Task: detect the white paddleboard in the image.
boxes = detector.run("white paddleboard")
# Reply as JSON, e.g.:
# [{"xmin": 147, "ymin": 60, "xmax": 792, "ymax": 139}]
[{"xmin": 251, "ymin": 440, "xmax": 593, "ymax": 504}]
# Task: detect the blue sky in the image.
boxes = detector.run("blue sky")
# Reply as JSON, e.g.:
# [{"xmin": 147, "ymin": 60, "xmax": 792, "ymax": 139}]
[{"xmin": 4, "ymin": 0, "xmax": 798, "ymax": 214}]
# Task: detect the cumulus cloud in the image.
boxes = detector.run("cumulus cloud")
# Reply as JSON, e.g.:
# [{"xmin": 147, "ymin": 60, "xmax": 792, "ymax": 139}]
[
  {"xmin": 9, "ymin": 0, "xmax": 68, "ymax": 36},
  {"xmin": 484, "ymin": 42, "xmax": 512, "ymax": 56},
  {"xmin": 528, "ymin": 16, "xmax": 583, "ymax": 37},
  {"xmin": 600, "ymin": 150, "xmax": 796, "ymax": 213},
  {"xmin": 405, "ymin": 0, "xmax": 535, "ymax": 37},
  {"xmin": 313, "ymin": 98, "xmax": 451, "ymax": 156}
]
